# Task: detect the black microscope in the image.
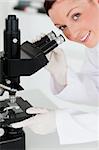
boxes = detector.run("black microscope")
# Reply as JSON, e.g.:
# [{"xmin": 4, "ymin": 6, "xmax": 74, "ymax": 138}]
[{"xmin": 0, "ymin": 15, "xmax": 65, "ymax": 150}]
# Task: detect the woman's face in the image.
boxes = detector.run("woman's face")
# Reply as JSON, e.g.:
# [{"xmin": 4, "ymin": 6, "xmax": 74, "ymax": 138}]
[{"xmin": 49, "ymin": 0, "xmax": 99, "ymax": 48}]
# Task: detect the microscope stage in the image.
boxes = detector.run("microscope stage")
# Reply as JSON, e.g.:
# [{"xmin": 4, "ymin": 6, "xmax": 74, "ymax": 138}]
[{"xmin": 0, "ymin": 97, "xmax": 34, "ymax": 127}]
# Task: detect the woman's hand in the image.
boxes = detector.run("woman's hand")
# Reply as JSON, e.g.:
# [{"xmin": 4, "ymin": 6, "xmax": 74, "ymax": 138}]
[
  {"xmin": 11, "ymin": 107, "xmax": 56, "ymax": 135},
  {"xmin": 46, "ymin": 48, "xmax": 68, "ymax": 89}
]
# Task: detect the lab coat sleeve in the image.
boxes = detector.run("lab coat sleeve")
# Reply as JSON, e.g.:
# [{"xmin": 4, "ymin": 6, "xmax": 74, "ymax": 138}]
[
  {"xmin": 55, "ymin": 109, "xmax": 99, "ymax": 144},
  {"xmin": 50, "ymin": 46, "xmax": 99, "ymax": 105},
  {"xmin": 50, "ymin": 68, "xmax": 98, "ymax": 105}
]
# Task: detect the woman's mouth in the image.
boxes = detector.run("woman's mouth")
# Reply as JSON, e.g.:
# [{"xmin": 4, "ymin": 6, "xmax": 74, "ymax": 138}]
[{"xmin": 80, "ymin": 31, "xmax": 91, "ymax": 43}]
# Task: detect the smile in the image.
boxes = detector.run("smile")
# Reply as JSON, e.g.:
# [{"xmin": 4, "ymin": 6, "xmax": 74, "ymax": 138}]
[{"xmin": 80, "ymin": 31, "xmax": 91, "ymax": 42}]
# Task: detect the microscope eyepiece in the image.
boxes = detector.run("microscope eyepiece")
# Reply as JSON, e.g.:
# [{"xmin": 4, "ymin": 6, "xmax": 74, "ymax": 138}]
[
  {"xmin": 41, "ymin": 34, "xmax": 65, "ymax": 55},
  {"xmin": 55, "ymin": 35, "xmax": 65, "ymax": 45},
  {"xmin": 47, "ymin": 31, "xmax": 56, "ymax": 41},
  {"xmin": 21, "ymin": 33, "xmax": 65, "ymax": 58},
  {"xmin": 6, "ymin": 15, "xmax": 18, "ymax": 32},
  {"xmin": 32, "ymin": 31, "xmax": 56, "ymax": 48},
  {"xmin": 8, "ymin": 15, "xmax": 16, "ymax": 19}
]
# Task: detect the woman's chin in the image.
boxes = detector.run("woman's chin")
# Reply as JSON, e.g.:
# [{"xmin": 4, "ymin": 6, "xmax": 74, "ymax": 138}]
[{"xmin": 84, "ymin": 41, "xmax": 98, "ymax": 48}]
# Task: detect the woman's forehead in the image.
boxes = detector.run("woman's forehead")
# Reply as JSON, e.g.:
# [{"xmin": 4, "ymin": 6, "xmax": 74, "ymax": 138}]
[
  {"xmin": 48, "ymin": 0, "xmax": 77, "ymax": 23},
  {"xmin": 49, "ymin": 0, "xmax": 88, "ymax": 24}
]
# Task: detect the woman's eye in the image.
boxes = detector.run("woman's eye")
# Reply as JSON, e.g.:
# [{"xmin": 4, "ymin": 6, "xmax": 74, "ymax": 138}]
[
  {"xmin": 72, "ymin": 13, "xmax": 81, "ymax": 21},
  {"xmin": 59, "ymin": 25, "xmax": 67, "ymax": 31}
]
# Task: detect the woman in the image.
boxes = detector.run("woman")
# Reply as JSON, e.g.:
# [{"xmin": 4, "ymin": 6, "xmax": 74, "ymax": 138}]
[{"xmin": 11, "ymin": 0, "xmax": 99, "ymax": 144}]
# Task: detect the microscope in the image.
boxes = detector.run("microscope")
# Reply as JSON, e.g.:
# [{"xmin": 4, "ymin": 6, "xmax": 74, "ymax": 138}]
[{"xmin": 0, "ymin": 15, "xmax": 65, "ymax": 150}]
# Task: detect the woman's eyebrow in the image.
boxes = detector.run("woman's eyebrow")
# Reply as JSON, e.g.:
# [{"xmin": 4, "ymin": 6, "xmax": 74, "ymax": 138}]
[{"xmin": 67, "ymin": 7, "xmax": 78, "ymax": 17}]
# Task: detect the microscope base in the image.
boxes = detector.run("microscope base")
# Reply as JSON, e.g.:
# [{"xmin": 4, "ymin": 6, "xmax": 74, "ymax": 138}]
[{"xmin": 0, "ymin": 128, "xmax": 25, "ymax": 150}]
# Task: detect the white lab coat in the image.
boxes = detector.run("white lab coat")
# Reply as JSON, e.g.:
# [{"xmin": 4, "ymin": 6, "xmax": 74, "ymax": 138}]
[{"xmin": 50, "ymin": 44, "xmax": 99, "ymax": 144}]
